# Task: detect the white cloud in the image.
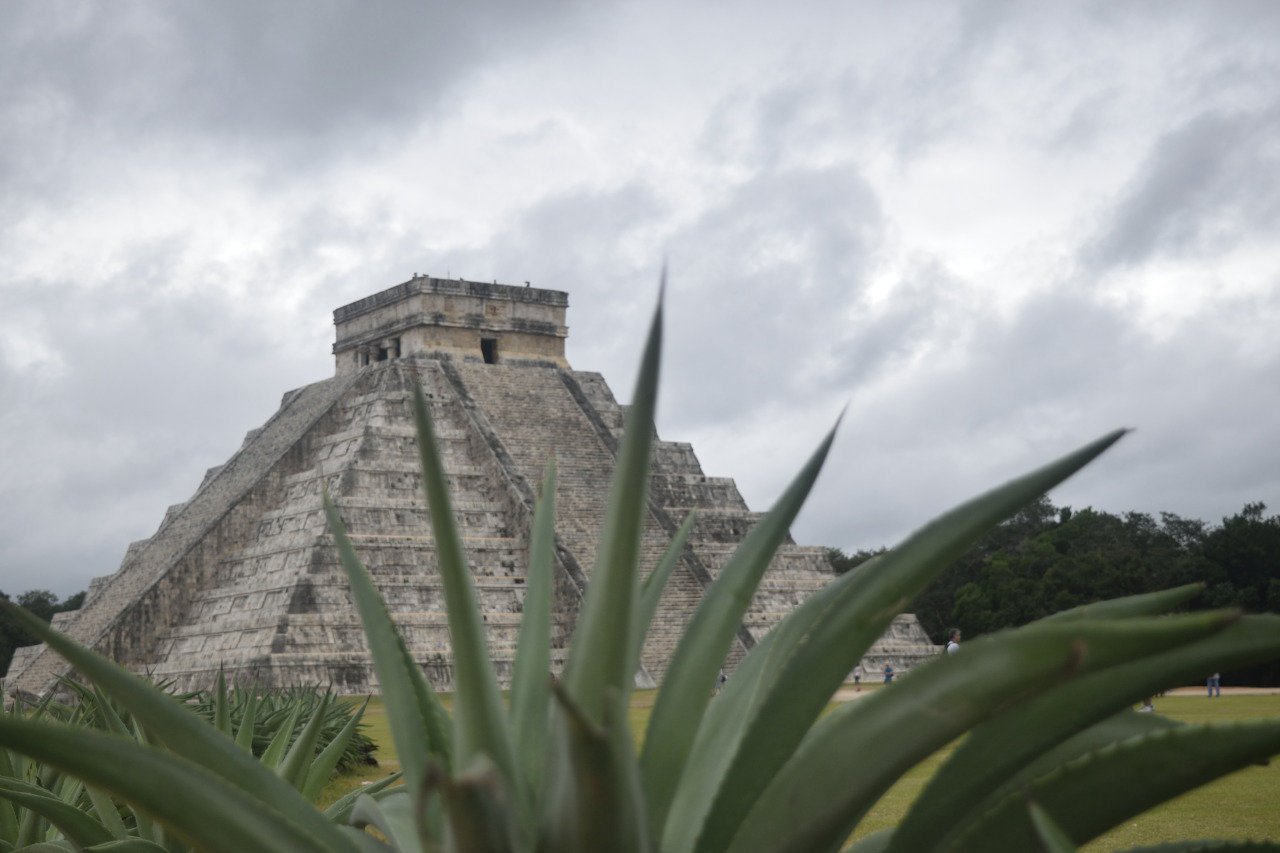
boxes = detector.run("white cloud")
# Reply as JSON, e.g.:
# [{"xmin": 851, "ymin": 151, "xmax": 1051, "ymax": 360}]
[{"xmin": 2, "ymin": 0, "xmax": 1280, "ymax": 597}]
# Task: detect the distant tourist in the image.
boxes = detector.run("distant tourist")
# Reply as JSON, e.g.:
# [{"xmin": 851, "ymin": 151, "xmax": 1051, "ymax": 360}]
[
  {"xmin": 853, "ymin": 664, "xmax": 863, "ymax": 692},
  {"xmin": 946, "ymin": 629, "xmax": 961, "ymax": 654},
  {"xmin": 1208, "ymin": 672, "xmax": 1221, "ymax": 697},
  {"xmin": 884, "ymin": 664, "xmax": 894, "ymax": 684},
  {"xmin": 714, "ymin": 668, "xmax": 727, "ymax": 695},
  {"xmin": 1138, "ymin": 698, "xmax": 1155, "ymax": 712}
]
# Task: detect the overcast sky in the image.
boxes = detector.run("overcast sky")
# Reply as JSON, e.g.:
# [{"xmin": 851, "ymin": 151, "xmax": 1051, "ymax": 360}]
[{"xmin": 3, "ymin": 1, "xmax": 1280, "ymax": 599}]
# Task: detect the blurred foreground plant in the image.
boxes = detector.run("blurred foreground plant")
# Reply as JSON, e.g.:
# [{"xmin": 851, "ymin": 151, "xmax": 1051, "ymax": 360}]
[
  {"xmin": 3, "ymin": 284, "xmax": 1280, "ymax": 853},
  {"xmin": 0, "ymin": 673, "xmax": 373, "ymax": 851}
]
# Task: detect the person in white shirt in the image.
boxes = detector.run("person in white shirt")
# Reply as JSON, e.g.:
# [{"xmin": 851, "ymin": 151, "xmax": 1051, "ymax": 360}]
[{"xmin": 946, "ymin": 629, "xmax": 961, "ymax": 655}]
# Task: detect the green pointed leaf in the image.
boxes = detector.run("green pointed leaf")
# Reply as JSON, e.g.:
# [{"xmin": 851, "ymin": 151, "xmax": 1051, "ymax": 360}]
[
  {"xmin": 260, "ymin": 699, "xmax": 303, "ymax": 771},
  {"xmin": 643, "ymin": 424, "xmax": 835, "ymax": 830},
  {"xmin": 0, "ymin": 717, "xmax": 340, "ymax": 853},
  {"xmin": 509, "ymin": 456, "xmax": 558, "ymax": 793},
  {"xmin": 1042, "ymin": 582, "xmax": 1205, "ymax": 623},
  {"xmin": 561, "ymin": 292, "xmax": 663, "ymax": 723},
  {"xmin": 0, "ymin": 747, "xmax": 18, "ymax": 839},
  {"xmin": 0, "ymin": 601, "xmax": 357, "ymax": 853},
  {"xmin": 324, "ymin": 493, "xmax": 455, "ymax": 797},
  {"xmin": 660, "ymin": 428, "xmax": 1126, "ymax": 853},
  {"xmin": 278, "ymin": 692, "xmax": 331, "ymax": 790},
  {"xmin": 0, "ymin": 789, "xmax": 14, "ymax": 846},
  {"xmin": 536, "ymin": 683, "xmax": 652, "ymax": 853},
  {"xmin": 892, "ymin": 614, "xmax": 1280, "ymax": 853},
  {"xmin": 303, "ymin": 697, "xmax": 370, "ymax": 802},
  {"xmin": 950, "ymin": 720, "xmax": 1280, "ymax": 853},
  {"xmin": 214, "ymin": 668, "xmax": 232, "ymax": 736},
  {"xmin": 15, "ymin": 804, "xmax": 39, "ymax": 850},
  {"xmin": 324, "ymin": 771, "xmax": 404, "ymax": 824},
  {"xmin": 983, "ymin": 709, "xmax": 1182, "ymax": 808},
  {"xmin": 1028, "ymin": 802, "xmax": 1077, "ymax": 853},
  {"xmin": 235, "ymin": 685, "xmax": 260, "ymax": 752},
  {"xmin": 410, "ymin": 381, "xmax": 519, "ymax": 790},
  {"xmin": 92, "ymin": 686, "xmax": 132, "ymax": 740},
  {"xmin": 84, "ymin": 839, "xmax": 174, "ymax": 852},
  {"xmin": 844, "ymin": 829, "xmax": 894, "ymax": 853},
  {"xmin": 86, "ymin": 783, "xmax": 130, "ymax": 840},
  {"xmin": 629, "ymin": 510, "xmax": 696, "ymax": 684},
  {"xmin": 0, "ymin": 777, "xmax": 114, "ymax": 848},
  {"xmin": 723, "ymin": 612, "xmax": 1233, "ymax": 853}
]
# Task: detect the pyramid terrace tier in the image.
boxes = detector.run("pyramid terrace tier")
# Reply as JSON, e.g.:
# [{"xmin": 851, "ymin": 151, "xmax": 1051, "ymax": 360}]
[{"xmin": 6, "ymin": 293, "xmax": 940, "ymax": 701}]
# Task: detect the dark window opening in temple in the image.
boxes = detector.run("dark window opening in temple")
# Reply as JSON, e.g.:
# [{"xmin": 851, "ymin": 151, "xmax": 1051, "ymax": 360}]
[
  {"xmin": 376, "ymin": 338, "xmax": 401, "ymax": 362},
  {"xmin": 481, "ymin": 338, "xmax": 498, "ymax": 364}
]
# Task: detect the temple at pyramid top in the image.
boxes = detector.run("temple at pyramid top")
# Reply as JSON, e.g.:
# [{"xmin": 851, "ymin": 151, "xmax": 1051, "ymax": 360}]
[
  {"xmin": 5, "ymin": 277, "xmax": 938, "ymax": 703},
  {"xmin": 333, "ymin": 278, "xmax": 570, "ymax": 374}
]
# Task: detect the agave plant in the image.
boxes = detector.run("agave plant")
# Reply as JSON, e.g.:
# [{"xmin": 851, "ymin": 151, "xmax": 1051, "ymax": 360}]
[
  {"xmin": 185, "ymin": 683, "xmax": 377, "ymax": 774},
  {"xmin": 2, "ymin": 288, "xmax": 1280, "ymax": 853},
  {"xmin": 0, "ymin": 671, "xmax": 372, "ymax": 852}
]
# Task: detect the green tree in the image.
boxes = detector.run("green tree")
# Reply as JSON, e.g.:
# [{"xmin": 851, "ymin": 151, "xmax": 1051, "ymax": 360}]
[
  {"xmin": 825, "ymin": 546, "xmax": 887, "ymax": 575},
  {"xmin": 1200, "ymin": 502, "xmax": 1280, "ymax": 611},
  {"xmin": 0, "ymin": 588, "xmax": 86, "ymax": 677}
]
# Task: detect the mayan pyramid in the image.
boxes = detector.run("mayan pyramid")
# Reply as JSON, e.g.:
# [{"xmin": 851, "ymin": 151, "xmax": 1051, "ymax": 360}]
[{"xmin": 6, "ymin": 278, "xmax": 938, "ymax": 699}]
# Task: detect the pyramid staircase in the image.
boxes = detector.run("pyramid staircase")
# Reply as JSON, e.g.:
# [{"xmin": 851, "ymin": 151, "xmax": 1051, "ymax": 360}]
[{"xmin": 8, "ymin": 327, "xmax": 938, "ymax": 700}]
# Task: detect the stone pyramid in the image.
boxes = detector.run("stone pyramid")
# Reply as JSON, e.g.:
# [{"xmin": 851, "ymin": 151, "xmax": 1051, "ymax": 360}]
[{"xmin": 6, "ymin": 279, "xmax": 938, "ymax": 699}]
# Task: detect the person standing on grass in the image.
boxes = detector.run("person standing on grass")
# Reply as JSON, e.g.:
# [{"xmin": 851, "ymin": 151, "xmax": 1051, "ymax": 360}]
[
  {"xmin": 946, "ymin": 628, "xmax": 961, "ymax": 655},
  {"xmin": 884, "ymin": 664, "xmax": 894, "ymax": 684},
  {"xmin": 1208, "ymin": 672, "xmax": 1221, "ymax": 697},
  {"xmin": 853, "ymin": 663, "xmax": 863, "ymax": 692}
]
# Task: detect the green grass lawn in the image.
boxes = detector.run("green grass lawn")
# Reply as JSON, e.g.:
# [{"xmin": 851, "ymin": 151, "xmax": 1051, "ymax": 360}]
[{"xmin": 324, "ymin": 690, "xmax": 1280, "ymax": 848}]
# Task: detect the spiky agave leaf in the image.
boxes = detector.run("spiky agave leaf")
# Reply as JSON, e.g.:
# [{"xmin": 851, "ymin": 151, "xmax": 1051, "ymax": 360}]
[
  {"xmin": 641, "ymin": 422, "xmax": 837, "ymax": 832},
  {"xmin": 303, "ymin": 697, "xmax": 371, "ymax": 802},
  {"xmin": 410, "ymin": 381, "xmax": 519, "ymax": 794},
  {"xmin": 660, "ymin": 429, "xmax": 1127, "ymax": 853},
  {"xmin": 722, "ymin": 611, "xmax": 1237, "ymax": 853},
  {"xmin": 892, "ymin": 614, "xmax": 1280, "ymax": 853},
  {"xmin": 628, "ymin": 510, "xmax": 696, "ymax": 686},
  {"xmin": 0, "ymin": 776, "xmax": 115, "ymax": 848},
  {"xmin": 0, "ymin": 602, "xmax": 358, "ymax": 853},
  {"xmin": 1028, "ymin": 802, "xmax": 1077, "ymax": 853},
  {"xmin": 508, "ymin": 457, "xmax": 558, "ymax": 794},
  {"xmin": 559, "ymin": 288, "xmax": 663, "ymax": 721},
  {"xmin": 324, "ymin": 493, "xmax": 454, "ymax": 800},
  {"xmin": 535, "ymin": 289, "xmax": 664, "ymax": 853},
  {"xmin": 0, "ymin": 716, "xmax": 343, "ymax": 853},
  {"xmin": 536, "ymin": 683, "xmax": 651, "ymax": 853},
  {"xmin": 949, "ymin": 720, "xmax": 1280, "ymax": 852}
]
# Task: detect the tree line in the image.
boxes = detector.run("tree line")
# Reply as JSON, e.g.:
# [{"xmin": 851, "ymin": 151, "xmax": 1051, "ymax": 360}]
[
  {"xmin": 828, "ymin": 498, "xmax": 1280, "ymax": 685},
  {"xmin": 0, "ymin": 589, "xmax": 86, "ymax": 677}
]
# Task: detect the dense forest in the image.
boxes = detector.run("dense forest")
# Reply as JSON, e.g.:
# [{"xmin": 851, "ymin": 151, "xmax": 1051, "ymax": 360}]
[
  {"xmin": 828, "ymin": 499, "xmax": 1280, "ymax": 685},
  {"xmin": 0, "ymin": 589, "xmax": 85, "ymax": 677}
]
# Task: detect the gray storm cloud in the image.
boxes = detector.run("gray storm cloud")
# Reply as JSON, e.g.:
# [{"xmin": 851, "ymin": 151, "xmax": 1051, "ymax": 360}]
[{"xmin": 2, "ymin": 0, "xmax": 1279, "ymax": 597}]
